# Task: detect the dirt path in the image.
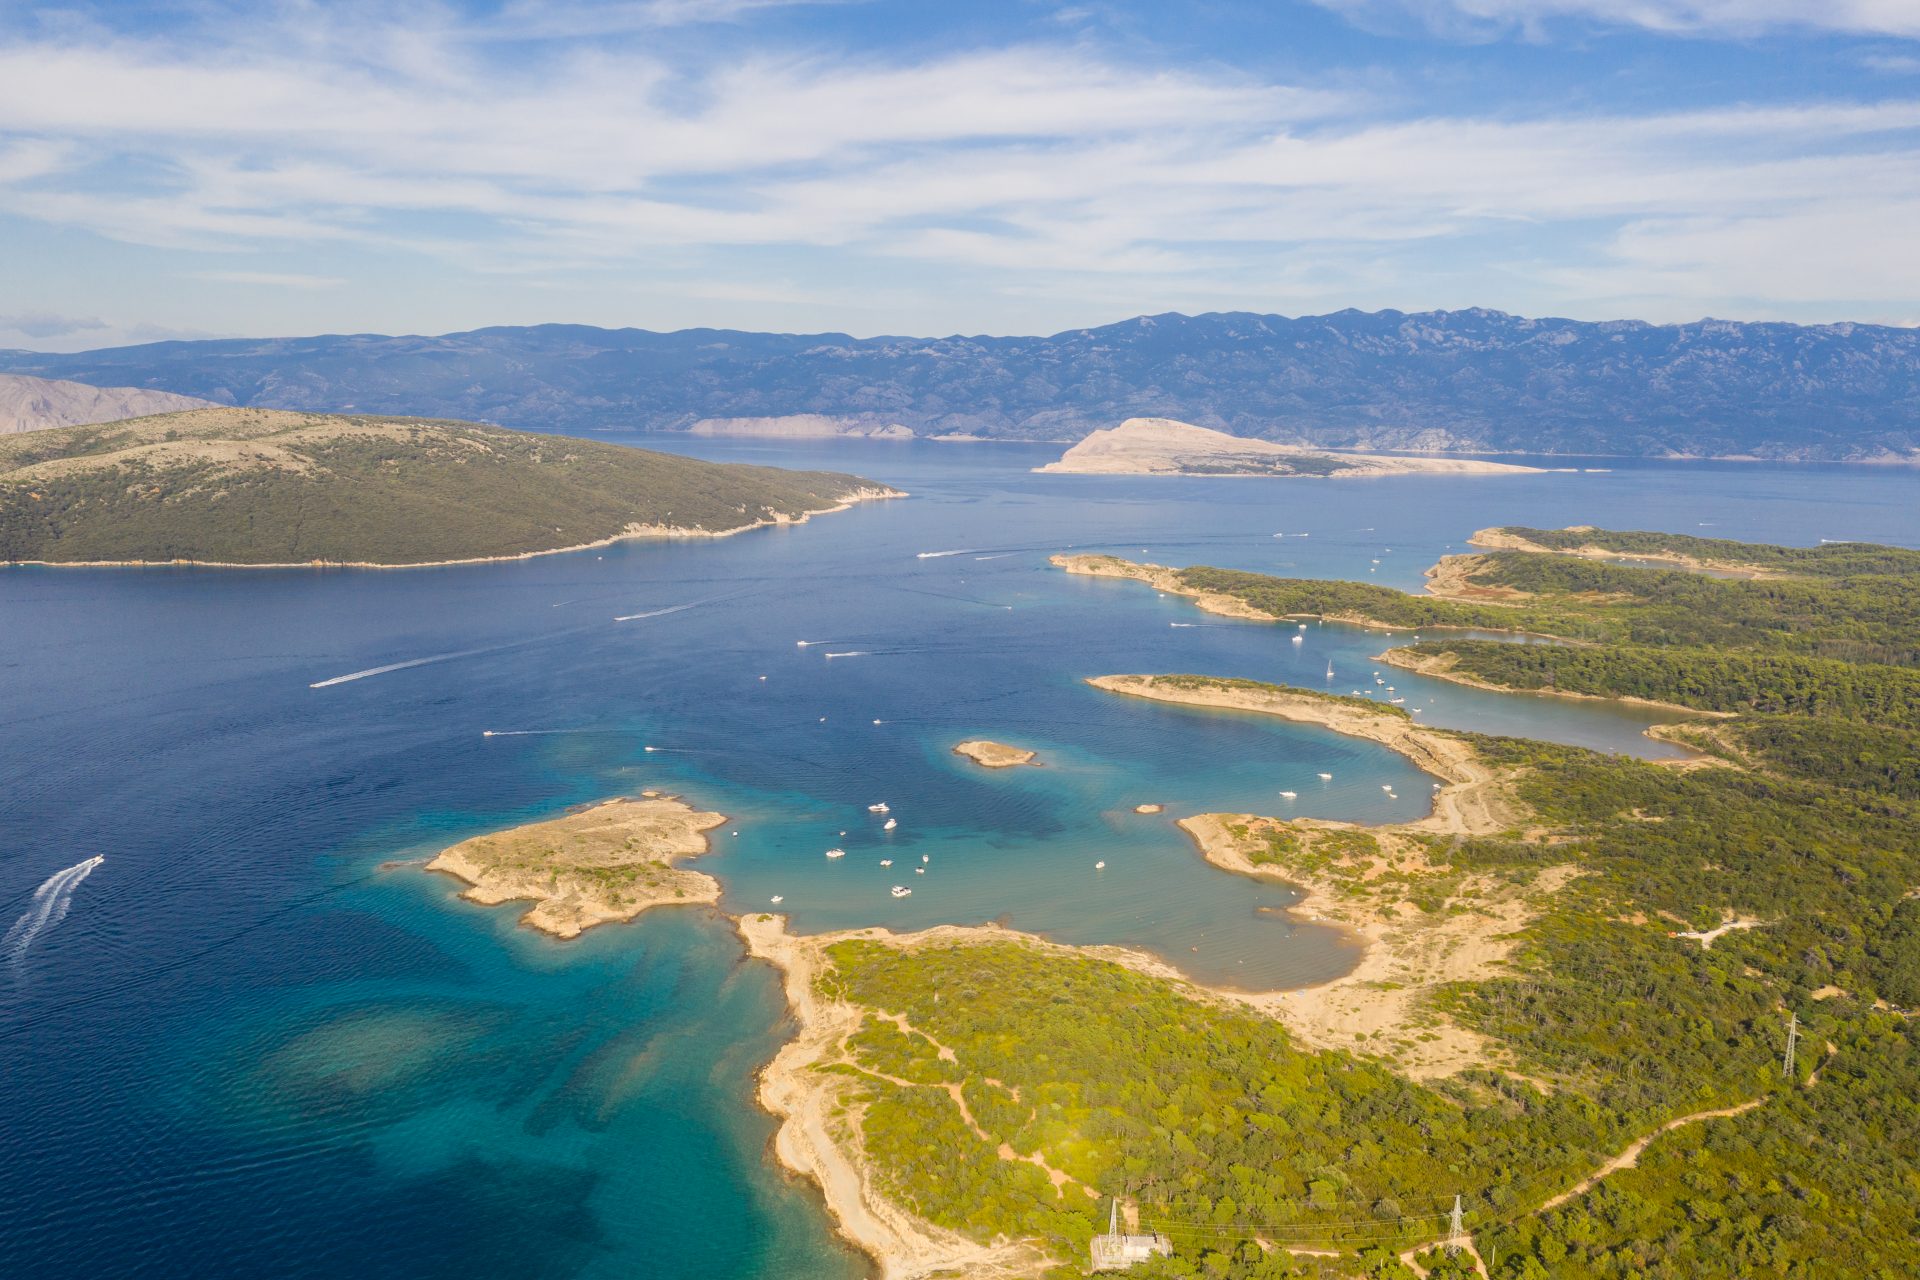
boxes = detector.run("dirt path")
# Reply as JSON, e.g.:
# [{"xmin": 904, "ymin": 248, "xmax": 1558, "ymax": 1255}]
[
  {"xmin": 1674, "ymin": 916, "xmax": 1768, "ymax": 949},
  {"xmin": 1538, "ymin": 1098, "xmax": 1767, "ymax": 1212},
  {"xmin": 852, "ymin": 1043, "xmax": 1093, "ymax": 1200}
]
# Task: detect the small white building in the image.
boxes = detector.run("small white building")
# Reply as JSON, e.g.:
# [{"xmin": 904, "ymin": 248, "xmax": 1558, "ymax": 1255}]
[{"xmin": 1090, "ymin": 1199, "xmax": 1172, "ymax": 1271}]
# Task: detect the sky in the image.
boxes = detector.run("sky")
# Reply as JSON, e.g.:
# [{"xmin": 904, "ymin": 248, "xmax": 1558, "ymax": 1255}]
[{"xmin": 1, "ymin": 0, "xmax": 1918, "ymax": 350}]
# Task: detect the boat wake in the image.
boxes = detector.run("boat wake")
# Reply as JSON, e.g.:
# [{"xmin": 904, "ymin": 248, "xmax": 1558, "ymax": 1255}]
[
  {"xmin": 310, "ymin": 645, "xmax": 507, "ymax": 688},
  {"xmin": 482, "ymin": 728, "xmax": 611, "ymax": 738},
  {"xmin": 4, "ymin": 856, "xmax": 104, "ymax": 962},
  {"xmin": 915, "ymin": 549, "xmax": 983, "ymax": 559},
  {"xmin": 614, "ymin": 599, "xmax": 708, "ymax": 623},
  {"xmin": 822, "ymin": 651, "xmax": 871, "ymax": 659}
]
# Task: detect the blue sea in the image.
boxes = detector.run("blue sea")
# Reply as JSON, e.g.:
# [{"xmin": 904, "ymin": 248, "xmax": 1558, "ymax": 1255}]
[{"xmin": 4, "ymin": 440, "xmax": 1916, "ymax": 1277}]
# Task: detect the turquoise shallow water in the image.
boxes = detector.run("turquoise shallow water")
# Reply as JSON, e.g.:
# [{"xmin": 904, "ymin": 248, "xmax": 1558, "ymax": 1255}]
[{"xmin": 3, "ymin": 441, "xmax": 1916, "ymax": 1276}]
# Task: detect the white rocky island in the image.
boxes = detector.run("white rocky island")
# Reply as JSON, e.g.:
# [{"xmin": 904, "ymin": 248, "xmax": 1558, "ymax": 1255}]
[{"xmin": 1036, "ymin": 417, "xmax": 1540, "ymax": 477}]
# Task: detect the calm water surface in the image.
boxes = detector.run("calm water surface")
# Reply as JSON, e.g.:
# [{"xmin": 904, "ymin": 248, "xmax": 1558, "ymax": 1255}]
[{"xmin": 3, "ymin": 441, "xmax": 1916, "ymax": 1277}]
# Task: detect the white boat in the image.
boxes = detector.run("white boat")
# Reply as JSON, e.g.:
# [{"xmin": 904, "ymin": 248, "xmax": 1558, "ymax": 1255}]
[
  {"xmin": 891, "ymin": 886, "xmax": 911, "ymax": 898},
  {"xmin": 915, "ymin": 866, "xmax": 925, "ymax": 874},
  {"xmin": 770, "ymin": 895, "xmax": 784, "ymax": 904},
  {"xmin": 1291, "ymin": 634, "xmax": 1303, "ymax": 644},
  {"xmin": 1381, "ymin": 784, "xmax": 1393, "ymax": 792},
  {"xmin": 883, "ymin": 818, "xmax": 897, "ymax": 830},
  {"xmin": 921, "ymin": 854, "xmax": 929, "ymax": 863},
  {"xmin": 1389, "ymin": 697, "xmax": 1405, "ymax": 705},
  {"xmin": 1325, "ymin": 662, "xmax": 1334, "ymax": 679},
  {"xmin": 880, "ymin": 858, "xmax": 893, "ymax": 867},
  {"xmin": 1095, "ymin": 861, "xmax": 1106, "ymax": 870},
  {"xmin": 1318, "ymin": 772, "xmax": 1333, "ymax": 780},
  {"xmin": 825, "ymin": 848, "xmax": 846, "ymax": 859},
  {"xmin": 868, "ymin": 803, "xmax": 890, "ymax": 813},
  {"xmin": 1280, "ymin": 790, "xmax": 1297, "ymax": 799}
]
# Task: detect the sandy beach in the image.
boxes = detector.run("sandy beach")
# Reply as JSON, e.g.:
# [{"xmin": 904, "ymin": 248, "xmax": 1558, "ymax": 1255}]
[{"xmin": 426, "ymin": 795, "xmax": 727, "ymax": 938}]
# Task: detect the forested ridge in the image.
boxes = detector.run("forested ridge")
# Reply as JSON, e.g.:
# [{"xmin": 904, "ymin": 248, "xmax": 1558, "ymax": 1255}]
[
  {"xmin": 807, "ymin": 531, "xmax": 1920, "ymax": 1278},
  {"xmin": 0, "ymin": 407, "xmax": 888, "ymax": 565}
]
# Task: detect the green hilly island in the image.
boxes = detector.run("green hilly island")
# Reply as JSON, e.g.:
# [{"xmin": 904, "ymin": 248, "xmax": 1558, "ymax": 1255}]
[{"xmin": 0, "ymin": 407, "xmax": 898, "ymax": 566}]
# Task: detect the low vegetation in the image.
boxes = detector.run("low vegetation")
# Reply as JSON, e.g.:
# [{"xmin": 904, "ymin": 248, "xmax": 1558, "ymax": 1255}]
[
  {"xmin": 1489, "ymin": 525, "xmax": 1920, "ymax": 578},
  {"xmin": 798, "ymin": 529, "xmax": 1920, "ymax": 1277}
]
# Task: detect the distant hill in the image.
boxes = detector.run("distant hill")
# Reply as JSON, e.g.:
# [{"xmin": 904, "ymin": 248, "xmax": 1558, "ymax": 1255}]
[
  {"xmin": 0, "ymin": 408, "xmax": 898, "ymax": 566},
  {"xmin": 1036, "ymin": 417, "xmax": 1541, "ymax": 477},
  {"xmin": 5, "ymin": 309, "xmax": 1919, "ymax": 461},
  {"xmin": 0, "ymin": 373, "xmax": 211, "ymax": 435}
]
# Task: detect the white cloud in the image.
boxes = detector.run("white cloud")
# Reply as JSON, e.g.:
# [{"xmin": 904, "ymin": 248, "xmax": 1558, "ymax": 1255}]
[
  {"xmin": 0, "ymin": 4, "xmax": 1915, "ymax": 329},
  {"xmin": 1314, "ymin": 0, "xmax": 1920, "ymax": 39},
  {"xmin": 195, "ymin": 270, "xmax": 346, "ymax": 289},
  {"xmin": 0, "ymin": 312, "xmax": 107, "ymax": 340}
]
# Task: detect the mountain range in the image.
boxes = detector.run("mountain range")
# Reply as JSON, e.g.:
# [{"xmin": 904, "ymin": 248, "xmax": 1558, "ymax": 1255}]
[
  {"xmin": 5, "ymin": 308, "xmax": 1917, "ymax": 461},
  {"xmin": 0, "ymin": 373, "xmax": 211, "ymax": 434}
]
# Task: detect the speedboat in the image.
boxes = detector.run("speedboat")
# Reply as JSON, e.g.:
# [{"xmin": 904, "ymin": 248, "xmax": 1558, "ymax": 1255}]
[
  {"xmin": 890, "ymin": 886, "xmax": 911, "ymax": 898},
  {"xmin": 868, "ymin": 803, "xmax": 890, "ymax": 813},
  {"xmin": 1280, "ymin": 790, "xmax": 1297, "ymax": 798},
  {"xmin": 880, "ymin": 858, "xmax": 893, "ymax": 867},
  {"xmin": 1094, "ymin": 861, "xmax": 1106, "ymax": 870},
  {"xmin": 770, "ymin": 895, "xmax": 784, "ymax": 904},
  {"xmin": 1318, "ymin": 772, "xmax": 1333, "ymax": 780},
  {"xmin": 825, "ymin": 848, "xmax": 846, "ymax": 859},
  {"xmin": 883, "ymin": 818, "xmax": 897, "ymax": 830}
]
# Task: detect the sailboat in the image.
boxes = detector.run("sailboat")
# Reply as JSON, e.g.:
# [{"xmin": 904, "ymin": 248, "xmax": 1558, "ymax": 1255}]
[{"xmin": 1325, "ymin": 660, "xmax": 1334, "ymax": 680}]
